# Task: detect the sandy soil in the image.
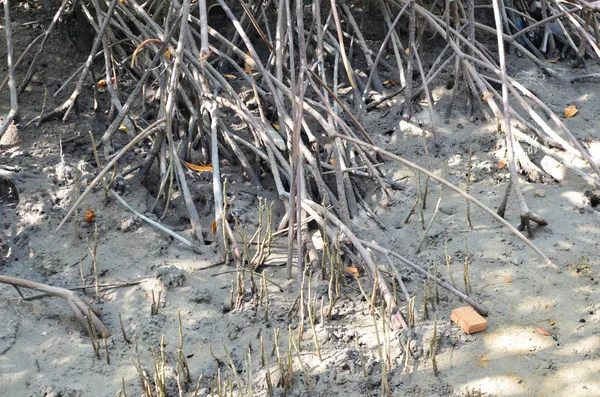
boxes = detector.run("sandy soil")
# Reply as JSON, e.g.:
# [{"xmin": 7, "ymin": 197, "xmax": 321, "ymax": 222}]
[{"xmin": 1, "ymin": 2, "xmax": 600, "ymax": 397}]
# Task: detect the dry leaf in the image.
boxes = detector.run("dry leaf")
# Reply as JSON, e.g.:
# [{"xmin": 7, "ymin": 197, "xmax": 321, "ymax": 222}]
[
  {"xmin": 548, "ymin": 318, "xmax": 556, "ymax": 326},
  {"xmin": 547, "ymin": 56, "xmax": 560, "ymax": 63},
  {"xmin": 84, "ymin": 209, "xmax": 95, "ymax": 222},
  {"xmin": 383, "ymin": 80, "xmax": 397, "ymax": 86},
  {"xmin": 211, "ymin": 220, "xmax": 217, "ymax": 237},
  {"xmin": 272, "ymin": 123, "xmax": 280, "ymax": 131},
  {"xmin": 164, "ymin": 49, "xmax": 171, "ymax": 60},
  {"xmin": 223, "ymin": 74, "xmax": 237, "ymax": 79},
  {"xmin": 97, "ymin": 79, "xmax": 107, "ymax": 88},
  {"xmin": 119, "ymin": 125, "xmax": 127, "ymax": 133},
  {"xmin": 498, "ymin": 159, "xmax": 507, "ymax": 169},
  {"xmin": 345, "ymin": 267, "xmax": 360, "ymax": 276},
  {"xmin": 564, "ymin": 105, "xmax": 578, "ymax": 118},
  {"xmin": 184, "ymin": 161, "xmax": 213, "ymax": 172},
  {"xmin": 329, "ymin": 158, "xmax": 335, "ymax": 166},
  {"xmin": 536, "ymin": 327, "xmax": 551, "ymax": 336},
  {"xmin": 405, "ymin": 48, "xmax": 410, "ymax": 55}
]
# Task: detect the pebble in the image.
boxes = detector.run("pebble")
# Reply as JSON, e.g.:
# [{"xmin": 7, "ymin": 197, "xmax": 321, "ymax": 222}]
[{"xmin": 534, "ymin": 189, "xmax": 546, "ymax": 198}]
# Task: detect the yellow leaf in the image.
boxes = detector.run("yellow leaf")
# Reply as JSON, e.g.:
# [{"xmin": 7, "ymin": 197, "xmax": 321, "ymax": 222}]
[
  {"xmin": 223, "ymin": 74, "xmax": 237, "ymax": 79},
  {"xmin": 405, "ymin": 48, "xmax": 410, "ymax": 55},
  {"xmin": 119, "ymin": 125, "xmax": 127, "ymax": 133},
  {"xmin": 97, "ymin": 79, "xmax": 107, "ymax": 88},
  {"xmin": 345, "ymin": 267, "xmax": 360, "ymax": 276},
  {"xmin": 383, "ymin": 80, "xmax": 396, "ymax": 86},
  {"xmin": 184, "ymin": 161, "xmax": 213, "ymax": 172},
  {"xmin": 564, "ymin": 104, "xmax": 578, "ymax": 118},
  {"xmin": 329, "ymin": 158, "xmax": 335, "ymax": 166},
  {"xmin": 211, "ymin": 220, "xmax": 217, "ymax": 237},
  {"xmin": 164, "ymin": 49, "xmax": 171, "ymax": 60},
  {"xmin": 272, "ymin": 123, "xmax": 280, "ymax": 131}
]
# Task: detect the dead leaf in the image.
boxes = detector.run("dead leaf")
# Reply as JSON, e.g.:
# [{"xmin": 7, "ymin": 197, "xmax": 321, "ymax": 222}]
[
  {"xmin": 119, "ymin": 125, "xmax": 127, "ymax": 133},
  {"xmin": 498, "ymin": 159, "xmax": 507, "ymax": 169},
  {"xmin": 184, "ymin": 161, "xmax": 213, "ymax": 173},
  {"xmin": 84, "ymin": 209, "xmax": 95, "ymax": 222},
  {"xmin": 272, "ymin": 123, "xmax": 280, "ymax": 131},
  {"xmin": 547, "ymin": 56, "xmax": 560, "ymax": 63},
  {"xmin": 405, "ymin": 48, "xmax": 410, "ymax": 55},
  {"xmin": 164, "ymin": 49, "xmax": 171, "ymax": 60},
  {"xmin": 383, "ymin": 80, "xmax": 397, "ymax": 86},
  {"xmin": 223, "ymin": 74, "xmax": 237, "ymax": 79},
  {"xmin": 564, "ymin": 105, "xmax": 578, "ymax": 118},
  {"xmin": 211, "ymin": 220, "xmax": 217, "ymax": 237},
  {"xmin": 97, "ymin": 79, "xmax": 107, "ymax": 88},
  {"xmin": 536, "ymin": 327, "xmax": 551, "ymax": 336}
]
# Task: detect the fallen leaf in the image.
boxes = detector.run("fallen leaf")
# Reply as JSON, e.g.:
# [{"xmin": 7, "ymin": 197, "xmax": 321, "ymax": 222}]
[
  {"xmin": 405, "ymin": 48, "xmax": 410, "ymax": 55},
  {"xmin": 164, "ymin": 49, "xmax": 171, "ymax": 60},
  {"xmin": 272, "ymin": 123, "xmax": 280, "ymax": 131},
  {"xmin": 547, "ymin": 56, "xmax": 560, "ymax": 63},
  {"xmin": 184, "ymin": 161, "xmax": 213, "ymax": 172},
  {"xmin": 536, "ymin": 327, "xmax": 551, "ymax": 336},
  {"xmin": 223, "ymin": 74, "xmax": 237, "ymax": 79},
  {"xmin": 564, "ymin": 105, "xmax": 578, "ymax": 118},
  {"xmin": 329, "ymin": 158, "xmax": 335, "ymax": 166},
  {"xmin": 119, "ymin": 125, "xmax": 127, "ymax": 133},
  {"xmin": 211, "ymin": 220, "xmax": 217, "ymax": 237},
  {"xmin": 97, "ymin": 79, "xmax": 107, "ymax": 88},
  {"xmin": 84, "ymin": 209, "xmax": 95, "ymax": 222},
  {"xmin": 383, "ymin": 80, "xmax": 397, "ymax": 86},
  {"xmin": 345, "ymin": 267, "xmax": 360, "ymax": 276},
  {"xmin": 498, "ymin": 159, "xmax": 507, "ymax": 169}
]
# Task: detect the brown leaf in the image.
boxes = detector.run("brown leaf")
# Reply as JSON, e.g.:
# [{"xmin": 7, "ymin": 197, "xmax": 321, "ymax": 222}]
[
  {"xmin": 564, "ymin": 105, "xmax": 578, "ymax": 118},
  {"xmin": 211, "ymin": 220, "xmax": 217, "ymax": 237},
  {"xmin": 498, "ymin": 159, "xmax": 507, "ymax": 169},
  {"xmin": 536, "ymin": 327, "xmax": 551, "ymax": 336}
]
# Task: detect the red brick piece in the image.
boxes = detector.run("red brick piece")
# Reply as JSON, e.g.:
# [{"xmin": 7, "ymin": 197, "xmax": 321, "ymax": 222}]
[{"xmin": 451, "ymin": 306, "xmax": 488, "ymax": 334}]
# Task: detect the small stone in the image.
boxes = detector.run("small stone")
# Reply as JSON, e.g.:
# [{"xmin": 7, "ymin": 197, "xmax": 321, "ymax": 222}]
[
  {"xmin": 554, "ymin": 241, "xmax": 572, "ymax": 251},
  {"xmin": 512, "ymin": 258, "xmax": 523, "ymax": 266},
  {"xmin": 534, "ymin": 189, "xmax": 546, "ymax": 198},
  {"xmin": 121, "ymin": 216, "xmax": 139, "ymax": 232}
]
